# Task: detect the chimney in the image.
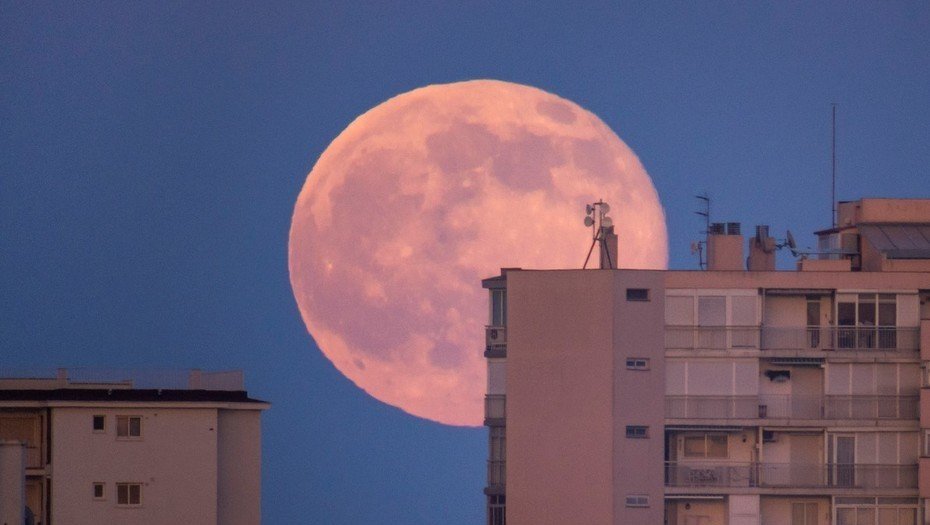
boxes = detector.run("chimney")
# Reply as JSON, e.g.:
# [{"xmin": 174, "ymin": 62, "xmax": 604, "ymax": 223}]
[
  {"xmin": 747, "ymin": 225, "xmax": 777, "ymax": 271},
  {"xmin": 599, "ymin": 225, "xmax": 618, "ymax": 269},
  {"xmin": 706, "ymin": 222, "xmax": 744, "ymax": 271}
]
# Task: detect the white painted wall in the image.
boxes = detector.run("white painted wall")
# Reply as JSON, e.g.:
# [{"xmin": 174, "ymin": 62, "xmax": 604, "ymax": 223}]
[
  {"xmin": 217, "ymin": 409, "xmax": 263, "ymax": 525},
  {"xmin": 51, "ymin": 407, "xmax": 218, "ymax": 525}
]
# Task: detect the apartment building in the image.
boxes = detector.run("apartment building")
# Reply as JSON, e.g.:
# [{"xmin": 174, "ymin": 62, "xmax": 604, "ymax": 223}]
[
  {"xmin": 0, "ymin": 368, "xmax": 268, "ymax": 525},
  {"xmin": 482, "ymin": 198, "xmax": 930, "ymax": 525}
]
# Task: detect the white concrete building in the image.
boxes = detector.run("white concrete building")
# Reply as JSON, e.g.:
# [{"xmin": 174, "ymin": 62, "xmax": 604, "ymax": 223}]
[{"xmin": 0, "ymin": 368, "xmax": 268, "ymax": 525}]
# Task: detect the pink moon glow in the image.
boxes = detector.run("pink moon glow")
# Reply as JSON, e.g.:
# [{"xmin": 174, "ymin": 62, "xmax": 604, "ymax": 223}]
[{"xmin": 289, "ymin": 80, "xmax": 668, "ymax": 426}]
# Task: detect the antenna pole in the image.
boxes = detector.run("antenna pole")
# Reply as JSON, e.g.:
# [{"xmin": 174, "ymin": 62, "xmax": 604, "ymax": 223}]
[{"xmin": 832, "ymin": 103, "xmax": 836, "ymax": 228}]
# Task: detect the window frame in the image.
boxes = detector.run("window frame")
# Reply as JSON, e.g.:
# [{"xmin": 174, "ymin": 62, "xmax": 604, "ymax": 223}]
[
  {"xmin": 625, "ymin": 494, "xmax": 650, "ymax": 507},
  {"xmin": 92, "ymin": 415, "xmax": 106, "ymax": 433},
  {"xmin": 626, "ymin": 288, "xmax": 650, "ymax": 302},
  {"xmin": 115, "ymin": 415, "xmax": 142, "ymax": 439},
  {"xmin": 625, "ymin": 358, "xmax": 650, "ymax": 371},
  {"xmin": 625, "ymin": 425, "xmax": 649, "ymax": 439},
  {"xmin": 116, "ymin": 482, "xmax": 142, "ymax": 507},
  {"xmin": 682, "ymin": 433, "xmax": 728, "ymax": 459},
  {"xmin": 93, "ymin": 482, "xmax": 105, "ymax": 501}
]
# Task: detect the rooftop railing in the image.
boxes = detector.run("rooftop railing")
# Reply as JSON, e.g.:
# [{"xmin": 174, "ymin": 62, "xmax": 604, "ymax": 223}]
[
  {"xmin": 0, "ymin": 367, "xmax": 245, "ymax": 391},
  {"xmin": 665, "ymin": 462, "xmax": 916, "ymax": 489}
]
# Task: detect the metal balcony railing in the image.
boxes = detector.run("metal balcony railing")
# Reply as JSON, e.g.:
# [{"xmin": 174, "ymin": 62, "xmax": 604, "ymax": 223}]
[
  {"xmin": 665, "ymin": 396, "xmax": 760, "ymax": 419},
  {"xmin": 761, "ymin": 326, "xmax": 919, "ymax": 352},
  {"xmin": 664, "ymin": 462, "xmax": 917, "ymax": 489},
  {"xmin": 485, "ymin": 394, "xmax": 506, "ymax": 421},
  {"xmin": 666, "ymin": 395, "xmax": 919, "ymax": 420},
  {"xmin": 487, "ymin": 460, "xmax": 506, "ymax": 486},
  {"xmin": 485, "ymin": 326, "xmax": 506, "ymax": 351}
]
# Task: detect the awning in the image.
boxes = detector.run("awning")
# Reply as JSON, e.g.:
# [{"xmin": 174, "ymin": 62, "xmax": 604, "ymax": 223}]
[
  {"xmin": 763, "ymin": 288, "xmax": 833, "ymax": 296},
  {"xmin": 859, "ymin": 224, "xmax": 930, "ymax": 259},
  {"xmin": 665, "ymin": 426, "xmax": 744, "ymax": 432}
]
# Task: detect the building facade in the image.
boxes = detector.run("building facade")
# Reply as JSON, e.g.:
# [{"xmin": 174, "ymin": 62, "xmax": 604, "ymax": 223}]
[
  {"xmin": 483, "ymin": 198, "xmax": 930, "ymax": 525},
  {"xmin": 0, "ymin": 368, "xmax": 268, "ymax": 525}
]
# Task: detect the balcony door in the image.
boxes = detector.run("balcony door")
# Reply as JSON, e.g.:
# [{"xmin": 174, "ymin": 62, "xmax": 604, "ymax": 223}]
[
  {"xmin": 836, "ymin": 294, "xmax": 896, "ymax": 349},
  {"xmin": 829, "ymin": 434, "xmax": 855, "ymax": 487}
]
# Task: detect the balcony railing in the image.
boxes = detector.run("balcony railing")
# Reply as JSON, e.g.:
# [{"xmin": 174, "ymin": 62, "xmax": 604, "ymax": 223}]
[
  {"xmin": 666, "ymin": 326, "xmax": 919, "ymax": 352},
  {"xmin": 485, "ymin": 326, "xmax": 506, "ymax": 352},
  {"xmin": 667, "ymin": 395, "xmax": 919, "ymax": 420},
  {"xmin": 666, "ymin": 396, "xmax": 759, "ymax": 419},
  {"xmin": 485, "ymin": 394, "xmax": 506, "ymax": 421},
  {"xmin": 761, "ymin": 326, "xmax": 919, "ymax": 352},
  {"xmin": 487, "ymin": 460, "xmax": 505, "ymax": 486},
  {"xmin": 665, "ymin": 462, "xmax": 916, "ymax": 489}
]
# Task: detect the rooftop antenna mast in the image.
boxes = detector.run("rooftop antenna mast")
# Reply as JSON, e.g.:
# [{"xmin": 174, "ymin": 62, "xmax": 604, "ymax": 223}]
[
  {"xmin": 832, "ymin": 103, "xmax": 837, "ymax": 228},
  {"xmin": 582, "ymin": 200, "xmax": 614, "ymax": 269},
  {"xmin": 692, "ymin": 194, "xmax": 710, "ymax": 270}
]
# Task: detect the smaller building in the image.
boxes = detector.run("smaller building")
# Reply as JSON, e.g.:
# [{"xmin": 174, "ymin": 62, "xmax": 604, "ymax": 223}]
[{"xmin": 0, "ymin": 368, "xmax": 268, "ymax": 525}]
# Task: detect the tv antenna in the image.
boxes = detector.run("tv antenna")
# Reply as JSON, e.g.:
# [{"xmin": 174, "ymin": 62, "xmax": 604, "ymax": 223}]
[
  {"xmin": 692, "ymin": 194, "xmax": 710, "ymax": 269},
  {"xmin": 582, "ymin": 200, "xmax": 614, "ymax": 269},
  {"xmin": 831, "ymin": 103, "xmax": 837, "ymax": 228}
]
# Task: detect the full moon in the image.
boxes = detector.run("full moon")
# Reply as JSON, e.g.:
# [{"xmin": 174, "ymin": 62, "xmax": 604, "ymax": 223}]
[{"xmin": 289, "ymin": 80, "xmax": 667, "ymax": 426}]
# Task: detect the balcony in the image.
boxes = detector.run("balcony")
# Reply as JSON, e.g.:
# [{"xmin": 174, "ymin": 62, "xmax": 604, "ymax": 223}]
[
  {"xmin": 666, "ymin": 396, "xmax": 759, "ymax": 419},
  {"xmin": 761, "ymin": 326, "xmax": 919, "ymax": 352},
  {"xmin": 666, "ymin": 395, "xmax": 918, "ymax": 420},
  {"xmin": 665, "ymin": 326, "xmax": 759, "ymax": 351},
  {"xmin": 485, "ymin": 326, "xmax": 506, "ymax": 357},
  {"xmin": 665, "ymin": 462, "xmax": 917, "ymax": 489},
  {"xmin": 485, "ymin": 394, "xmax": 505, "ymax": 424},
  {"xmin": 487, "ymin": 460, "xmax": 505, "ymax": 487}
]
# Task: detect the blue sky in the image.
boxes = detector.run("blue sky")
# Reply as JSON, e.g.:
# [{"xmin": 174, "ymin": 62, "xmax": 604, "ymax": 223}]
[{"xmin": 2, "ymin": 2, "xmax": 928, "ymax": 523}]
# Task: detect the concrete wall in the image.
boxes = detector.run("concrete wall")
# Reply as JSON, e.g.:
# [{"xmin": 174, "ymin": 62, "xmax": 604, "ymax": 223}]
[
  {"xmin": 668, "ymin": 499, "xmax": 726, "ymax": 525},
  {"xmin": 507, "ymin": 270, "xmax": 615, "ymax": 525},
  {"xmin": 217, "ymin": 409, "xmax": 263, "ymax": 525},
  {"xmin": 51, "ymin": 407, "xmax": 218, "ymax": 525},
  {"xmin": 611, "ymin": 272, "xmax": 665, "ymax": 525},
  {"xmin": 0, "ymin": 441, "xmax": 25, "ymax": 525},
  {"xmin": 760, "ymin": 496, "xmax": 830, "ymax": 525}
]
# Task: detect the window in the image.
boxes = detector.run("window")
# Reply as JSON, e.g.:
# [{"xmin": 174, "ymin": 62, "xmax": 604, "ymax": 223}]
[
  {"xmin": 625, "ymin": 358, "xmax": 649, "ymax": 371},
  {"xmin": 92, "ymin": 415, "xmax": 105, "ymax": 432},
  {"xmin": 626, "ymin": 288, "xmax": 649, "ymax": 301},
  {"xmin": 625, "ymin": 494, "xmax": 649, "ymax": 507},
  {"xmin": 790, "ymin": 502, "xmax": 817, "ymax": 524},
  {"xmin": 683, "ymin": 434, "xmax": 728, "ymax": 458},
  {"xmin": 490, "ymin": 289, "xmax": 506, "ymax": 326},
  {"xmin": 93, "ymin": 482, "xmax": 105, "ymax": 500},
  {"xmin": 116, "ymin": 416, "xmax": 142, "ymax": 438},
  {"xmin": 626, "ymin": 426, "xmax": 648, "ymax": 439},
  {"xmin": 116, "ymin": 483, "xmax": 141, "ymax": 506}
]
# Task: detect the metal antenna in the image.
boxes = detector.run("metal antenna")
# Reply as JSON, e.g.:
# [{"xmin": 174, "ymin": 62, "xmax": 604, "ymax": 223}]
[
  {"xmin": 582, "ymin": 200, "xmax": 613, "ymax": 269},
  {"xmin": 693, "ymin": 194, "xmax": 710, "ymax": 270},
  {"xmin": 832, "ymin": 103, "xmax": 837, "ymax": 228}
]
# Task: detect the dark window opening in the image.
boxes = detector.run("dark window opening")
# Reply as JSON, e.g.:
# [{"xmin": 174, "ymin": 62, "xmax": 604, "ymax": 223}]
[{"xmin": 626, "ymin": 288, "xmax": 650, "ymax": 302}]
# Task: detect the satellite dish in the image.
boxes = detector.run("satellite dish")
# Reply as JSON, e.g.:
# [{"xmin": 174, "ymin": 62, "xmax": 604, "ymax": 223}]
[
  {"xmin": 601, "ymin": 217, "xmax": 613, "ymax": 228},
  {"xmin": 786, "ymin": 230, "xmax": 798, "ymax": 257},
  {"xmin": 584, "ymin": 216, "xmax": 595, "ymax": 227},
  {"xmin": 601, "ymin": 203, "xmax": 610, "ymax": 214}
]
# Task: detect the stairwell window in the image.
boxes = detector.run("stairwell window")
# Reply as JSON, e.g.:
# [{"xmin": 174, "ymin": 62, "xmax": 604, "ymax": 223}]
[
  {"xmin": 92, "ymin": 415, "xmax": 105, "ymax": 433},
  {"xmin": 626, "ymin": 426, "xmax": 649, "ymax": 439},
  {"xmin": 626, "ymin": 288, "xmax": 650, "ymax": 301},
  {"xmin": 116, "ymin": 416, "xmax": 142, "ymax": 439}
]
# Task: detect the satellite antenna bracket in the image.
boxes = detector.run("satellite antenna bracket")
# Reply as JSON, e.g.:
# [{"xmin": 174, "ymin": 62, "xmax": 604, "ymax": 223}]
[{"xmin": 582, "ymin": 200, "xmax": 614, "ymax": 269}]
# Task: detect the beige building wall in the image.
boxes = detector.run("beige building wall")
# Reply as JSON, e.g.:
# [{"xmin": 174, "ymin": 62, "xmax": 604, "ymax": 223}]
[
  {"xmin": 0, "ymin": 441, "xmax": 25, "ymax": 525},
  {"xmin": 507, "ymin": 270, "xmax": 616, "ymax": 525},
  {"xmin": 217, "ymin": 409, "xmax": 263, "ymax": 525},
  {"xmin": 51, "ymin": 406, "xmax": 219, "ymax": 525},
  {"xmin": 611, "ymin": 271, "xmax": 665, "ymax": 524}
]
